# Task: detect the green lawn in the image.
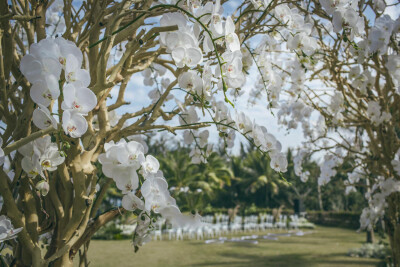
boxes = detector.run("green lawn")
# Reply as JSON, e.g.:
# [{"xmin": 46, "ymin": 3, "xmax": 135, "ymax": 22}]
[{"xmin": 80, "ymin": 226, "xmax": 382, "ymax": 267}]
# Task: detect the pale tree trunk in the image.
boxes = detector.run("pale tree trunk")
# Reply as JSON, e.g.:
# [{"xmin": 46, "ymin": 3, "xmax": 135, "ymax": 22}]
[
  {"xmin": 317, "ymin": 185, "xmax": 323, "ymax": 211},
  {"xmin": 365, "ymin": 179, "xmax": 375, "ymax": 244},
  {"xmin": 78, "ymin": 241, "xmax": 91, "ymax": 267},
  {"xmin": 386, "ymin": 194, "xmax": 400, "ymax": 266},
  {"xmin": 366, "ymin": 229, "xmax": 375, "ymax": 244},
  {"xmin": 14, "ymin": 246, "xmax": 46, "ymax": 267},
  {"xmin": 53, "ymin": 253, "xmax": 74, "ymax": 267}
]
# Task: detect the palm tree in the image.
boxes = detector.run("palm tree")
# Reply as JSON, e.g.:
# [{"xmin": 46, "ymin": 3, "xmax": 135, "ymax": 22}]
[
  {"xmin": 158, "ymin": 146, "xmax": 196, "ymax": 189},
  {"xmin": 191, "ymin": 152, "xmax": 233, "ymax": 193},
  {"xmin": 229, "ymin": 147, "xmax": 290, "ymax": 209},
  {"xmin": 158, "ymin": 147, "xmax": 233, "ymax": 211}
]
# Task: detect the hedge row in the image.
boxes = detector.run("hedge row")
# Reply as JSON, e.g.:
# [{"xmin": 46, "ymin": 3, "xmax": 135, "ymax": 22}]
[{"xmin": 306, "ymin": 211, "xmax": 361, "ymax": 229}]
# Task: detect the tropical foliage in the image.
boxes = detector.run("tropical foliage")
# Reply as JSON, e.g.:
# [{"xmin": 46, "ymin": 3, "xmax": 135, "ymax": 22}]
[{"xmin": 120, "ymin": 139, "xmax": 367, "ymax": 215}]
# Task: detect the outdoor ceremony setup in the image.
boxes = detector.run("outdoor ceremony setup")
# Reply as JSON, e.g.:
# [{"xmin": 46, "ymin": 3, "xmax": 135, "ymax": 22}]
[
  {"xmin": 116, "ymin": 213, "xmax": 308, "ymax": 241},
  {"xmin": 0, "ymin": 0, "xmax": 399, "ymax": 266}
]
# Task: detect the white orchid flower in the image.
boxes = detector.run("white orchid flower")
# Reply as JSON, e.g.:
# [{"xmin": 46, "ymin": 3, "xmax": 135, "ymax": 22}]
[
  {"xmin": 18, "ymin": 136, "xmax": 64, "ymax": 178},
  {"xmin": 195, "ymin": 2, "xmax": 213, "ymax": 24},
  {"xmin": 159, "ymin": 12, "xmax": 188, "ymax": 46},
  {"xmin": 122, "ymin": 192, "xmax": 145, "ymax": 211},
  {"xmin": 183, "ymin": 130, "xmax": 194, "ymax": 145},
  {"xmin": 141, "ymin": 155, "xmax": 160, "ymax": 176},
  {"xmin": 18, "ymin": 142, "xmax": 35, "ymax": 159},
  {"xmin": 36, "ymin": 180, "xmax": 50, "ymax": 196},
  {"xmin": 219, "ymin": 51, "xmax": 245, "ymax": 88},
  {"xmin": 178, "ymin": 71, "xmax": 203, "ymax": 94},
  {"xmin": 250, "ymin": 0, "xmax": 270, "ymax": 9},
  {"xmin": 55, "ymin": 37, "xmax": 83, "ymax": 67},
  {"xmin": 264, "ymin": 133, "xmax": 280, "ymax": 152},
  {"xmin": 98, "ymin": 147, "xmax": 121, "ymax": 177},
  {"xmin": 198, "ymin": 130, "xmax": 209, "ymax": 148},
  {"xmin": 21, "ymin": 154, "xmax": 41, "ymax": 177},
  {"xmin": 117, "ymin": 141, "xmax": 145, "ymax": 170},
  {"xmin": 29, "ymin": 38, "xmax": 61, "ymax": 62},
  {"xmin": 39, "ymin": 146, "xmax": 65, "ymax": 171},
  {"xmin": 115, "ymin": 171, "xmax": 139, "ymax": 193},
  {"xmin": 32, "ymin": 104, "xmax": 58, "ymax": 130},
  {"xmin": 236, "ymin": 112, "xmax": 253, "ymax": 134},
  {"xmin": 32, "ymin": 136, "xmax": 53, "ymax": 156},
  {"xmin": 20, "ymin": 54, "xmax": 62, "ymax": 84},
  {"xmin": 179, "ymin": 106, "xmax": 199, "ymax": 125},
  {"xmin": 287, "ymin": 32, "xmax": 318, "ymax": 56},
  {"xmin": 141, "ymin": 177, "xmax": 170, "ymax": 211},
  {"xmin": 273, "ymin": 4, "xmax": 292, "ymax": 24},
  {"xmin": 141, "ymin": 177, "xmax": 168, "ymax": 200},
  {"xmin": 65, "ymin": 54, "xmax": 90, "ymax": 87},
  {"xmin": 189, "ymin": 147, "xmax": 206, "ymax": 164},
  {"xmin": 202, "ymin": 34, "xmax": 214, "ymax": 54},
  {"xmin": 62, "ymin": 84, "xmax": 97, "ymax": 115},
  {"xmin": 98, "ymin": 142, "xmax": 140, "ymax": 193},
  {"xmin": 62, "ymin": 110, "xmax": 88, "ymax": 138},
  {"xmin": 210, "ymin": 0, "xmax": 224, "ymax": 37},
  {"xmin": 171, "ymin": 46, "xmax": 203, "ymax": 68},
  {"xmin": 225, "ymin": 16, "xmax": 240, "ymax": 52},
  {"xmin": 30, "ymin": 75, "xmax": 59, "ymax": 106},
  {"xmin": 270, "ymin": 151, "xmax": 288, "ymax": 172},
  {"xmin": 252, "ymin": 124, "xmax": 267, "ymax": 148},
  {"xmin": 165, "ymin": 31, "xmax": 198, "ymax": 51},
  {"xmin": 332, "ymin": 10, "xmax": 343, "ymax": 33}
]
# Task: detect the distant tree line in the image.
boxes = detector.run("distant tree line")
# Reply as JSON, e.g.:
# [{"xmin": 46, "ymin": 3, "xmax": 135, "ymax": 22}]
[{"xmin": 100, "ymin": 137, "xmax": 367, "ymax": 215}]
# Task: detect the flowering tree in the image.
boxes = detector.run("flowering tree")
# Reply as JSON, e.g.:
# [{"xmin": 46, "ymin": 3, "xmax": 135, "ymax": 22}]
[
  {"xmin": 0, "ymin": 0, "xmax": 293, "ymax": 266},
  {"xmin": 0, "ymin": 0, "xmax": 399, "ymax": 266},
  {"xmin": 245, "ymin": 0, "xmax": 400, "ymax": 264}
]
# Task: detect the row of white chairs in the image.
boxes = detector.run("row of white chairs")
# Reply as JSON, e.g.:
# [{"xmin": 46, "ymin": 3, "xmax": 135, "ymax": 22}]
[
  {"xmin": 152, "ymin": 214, "xmax": 301, "ymax": 241},
  {"xmin": 162, "ymin": 224, "xmax": 229, "ymax": 241}
]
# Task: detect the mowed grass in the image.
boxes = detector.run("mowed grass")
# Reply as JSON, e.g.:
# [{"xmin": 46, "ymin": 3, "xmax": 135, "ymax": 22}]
[{"xmin": 80, "ymin": 226, "xmax": 382, "ymax": 267}]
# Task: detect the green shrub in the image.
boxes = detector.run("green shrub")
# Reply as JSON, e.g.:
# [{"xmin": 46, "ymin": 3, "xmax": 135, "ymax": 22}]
[
  {"xmin": 296, "ymin": 217, "xmax": 316, "ymax": 229},
  {"xmin": 306, "ymin": 211, "xmax": 360, "ymax": 229},
  {"xmin": 93, "ymin": 222, "xmax": 131, "ymax": 240},
  {"xmin": 348, "ymin": 243, "xmax": 390, "ymax": 259}
]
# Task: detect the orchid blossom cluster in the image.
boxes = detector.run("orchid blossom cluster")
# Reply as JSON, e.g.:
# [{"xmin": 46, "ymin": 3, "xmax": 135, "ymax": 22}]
[
  {"xmin": 45, "ymin": 0, "xmax": 66, "ymax": 36},
  {"xmin": 293, "ymin": 149, "xmax": 310, "ymax": 182},
  {"xmin": 244, "ymin": 0, "xmax": 399, "ymax": 235},
  {"xmin": 8, "ymin": 0, "xmax": 289, "ymax": 255},
  {"xmin": 320, "ymin": 0, "xmax": 365, "ymax": 35},
  {"xmin": 140, "ymin": 6, "xmax": 288, "ymax": 170},
  {"xmin": 366, "ymin": 101, "xmax": 391, "ymax": 126},
  {"xmin": 277, "ymin": 100, "xmax": 315, "ymax": 137},
  {"xmin": 20, "ymin": 37, "xmax": 95, "ymax": 138},
  {"xmin": 343, "ymin": 169, "xmax": 359, "ymax": 194},
  {"xmin": 17, "ymin": 136, "xmax": 64, "ymax": 195},
  {"xmin": 98, "ymin": 140, "xmax": 202, "ymax": 246},
  {"xmin": 317, "ymin": 153, "xmax": 343, "ymax": 186},
  {"xmin": 93, "ymin": 1, "xmax": 289, "ymax": 246},
  {"xmin": 361, "ymin": 178, "xmax": 400, "ymax": 231}
]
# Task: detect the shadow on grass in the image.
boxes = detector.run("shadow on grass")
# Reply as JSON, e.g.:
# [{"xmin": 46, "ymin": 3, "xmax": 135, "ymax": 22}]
[
  {"xmin": 189, "ymin": 251, "xmax": 381, "ymax": 267},
  {"xmin": 257, "ymin": 238, "xmax": 366, "ymax": 246}
]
